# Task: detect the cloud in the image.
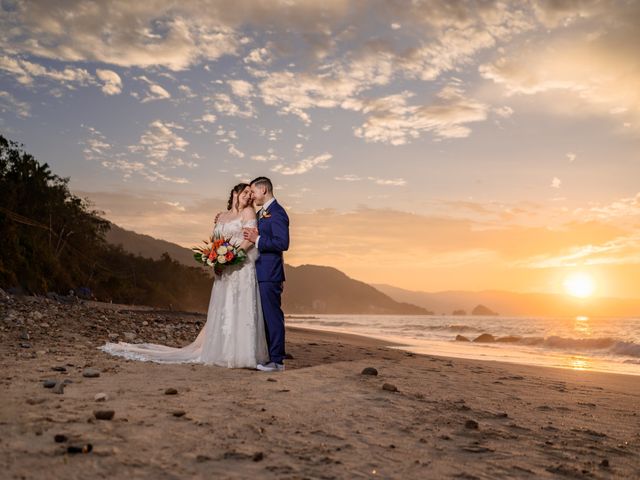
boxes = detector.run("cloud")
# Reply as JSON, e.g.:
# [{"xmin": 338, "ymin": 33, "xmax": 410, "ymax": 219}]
[
  {"xmin": 0, "ymin": 90, "xmax": 30, "ymax": 117},
  {"xmin": 228, "ymin": 79, "xmax": 253, "ymax": 97},
  {"xmin": 136, "ymin": 76, "xmax": 171, "ymax": 102},
  {"xmin": 335, "ymin": 174, "xmax": 362, "ymax": 182},
  {"xmin": 210, "ymin": 93, "xmax": 255, "ymax": 118},
  {"xmin": 96, "ymin": 69, "xmax": 122, "ymax": 95},
  {"xmin": 201, "ymin": 113, "xmax": 217, "ymax": 123},
  {"xmin": 479, "ymin": 2, "xmax": 640, "ymax": 133},
  {"xmin": 354, "ymin": 85, "xmax": 488, "ymax": 145},
  {"xmin": 129, "ymin": 120, "xmax": 188, "ymax": 163},
  {"xmin": 551, "ymin": 177, "xmax": 562, "ymax": 189},
  {"xmin": 227, "ymin": 144, "xmax": 245, "ymax": 158},
  {"xmin": 566, "ymin": 152, "xmax": 576, "ymax": 163},
  {"xmin": 368, "ymin": 177, "xmax": 407, "ymax": 187},
  {"xmin": 0, "ymin": 55, "xmax": 93, "ymax": 88},
  {"xmin": 271, "ymin": 153, "xmax": 332, "ymax": 175}
]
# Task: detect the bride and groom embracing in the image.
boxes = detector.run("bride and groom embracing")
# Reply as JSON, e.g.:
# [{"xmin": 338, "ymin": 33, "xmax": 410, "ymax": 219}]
[{"xmin": 101, "ymin": 176, "xmax": 290, "ymax": 373}]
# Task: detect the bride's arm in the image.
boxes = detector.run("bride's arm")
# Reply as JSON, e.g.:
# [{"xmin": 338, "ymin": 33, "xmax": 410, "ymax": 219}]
[{"xmin": 238, "ymin": 207, "xmax": 257, "ymax": 251}]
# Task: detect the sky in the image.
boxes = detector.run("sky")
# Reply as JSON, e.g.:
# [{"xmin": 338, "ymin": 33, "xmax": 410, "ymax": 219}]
[{"xmin": 1, "ymin": 0, "xmax": 639, "ymax": 298}]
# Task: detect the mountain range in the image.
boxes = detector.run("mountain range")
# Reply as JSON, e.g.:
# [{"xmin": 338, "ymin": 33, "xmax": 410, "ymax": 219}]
[
  {"xmin": 107, "ymin": 224, "xmax": 640, "ymax": 317},
  {"xmin": 106, "ymin": 224, "xmax": 429, "ymax": 315}
]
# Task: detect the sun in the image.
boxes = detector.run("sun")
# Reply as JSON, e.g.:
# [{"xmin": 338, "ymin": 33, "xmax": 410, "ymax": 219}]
[{"xmin": 563, "ymin": 272, "xmax": 596, "ymax": 298}]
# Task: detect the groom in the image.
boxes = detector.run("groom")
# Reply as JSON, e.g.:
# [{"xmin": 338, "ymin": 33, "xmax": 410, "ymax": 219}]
[{"xmin": 244, "ymin": 176, "xmax": 290, "ymax": 372}]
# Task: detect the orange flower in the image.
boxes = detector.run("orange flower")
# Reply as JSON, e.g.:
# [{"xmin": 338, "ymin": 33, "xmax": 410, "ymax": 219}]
[{"xmin": 225, "ymin": 251, "xmax": 234, "ymax": 261}]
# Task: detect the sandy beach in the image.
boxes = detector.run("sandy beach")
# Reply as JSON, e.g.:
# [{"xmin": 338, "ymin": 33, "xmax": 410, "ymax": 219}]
[{"xmin": 1, "ymin": 293, "xmax": 639, "ymax": 479}]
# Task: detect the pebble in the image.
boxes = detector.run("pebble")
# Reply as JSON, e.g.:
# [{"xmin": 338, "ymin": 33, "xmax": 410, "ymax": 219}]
[
  {"xmin": 108, "ymin": 333, "xmax": 119, "ymax": 341},
  {"xmin": 123, "ymin": 332, "xmax": 136, "ymax": 342},
  {"xmin": 382, "ymin": 383, "xmax": 398, "ymax": 392},
  {"xmin": 455, "ymin": 335, "xmax": 470, "ymax": 342},
  {"xmin": 465, "ymin": 419, "xmax": 479, "ymax": 429},
  {"xmin": 67, "ymin": 444, "xmax": 92, "ymax": 454},
  {"xmin": 54, "ymin": 434, "xmax": 68, "ymax": 443},
  {"xmin": 361, "ymin": 367, "xmax": 378, "ymax": 376},
  {"xmin": 267, "ymin": 378, "xmax": 277, "ymax": 382},
  {"xmin": 165, "ymin": 388, "xmax": 178, "ymax": 395},
  {"xmin": 172, "ymin": 410, "xmax": 186, "ymax": 417},
  {"xmin": 94, "ymin": 393, "xmax": 108, "ymax": 402},
  {"xmin": 252, "ymin": 452, "xmax": 264, "ymax": 462},
  {"xmin": 51, "ymin": 366, "xmax": 67, "ymax": 372},
  {"xmin": 52, "ymin": 382, "xmax": 65, "ymax": 394},
  {"xmin": 601, "ymin": 459, "xmax": 609, "ymax": 468},
  {"xmin": 94, "ymin": 410, "xmax": 115, "ymax": 420},
  {"xmin": 43, "ymin": 379, "xmax": 57, "ymax": 388},
  {"xmin": 19, "ymin": 331, "xmax": 30, "ymax": 340},
  {"xmin": 20, "ymin": 342, "xmax": 32, "ymax": 348},
  {"xmin": 82, "ymin": 368, "xmax": 100, "ymax": 378}
]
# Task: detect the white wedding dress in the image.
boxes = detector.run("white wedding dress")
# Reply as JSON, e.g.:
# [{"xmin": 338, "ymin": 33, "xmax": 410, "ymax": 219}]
[{"xmin": 100, "ymin": 218, "xmax": 269, "ymax": 368}]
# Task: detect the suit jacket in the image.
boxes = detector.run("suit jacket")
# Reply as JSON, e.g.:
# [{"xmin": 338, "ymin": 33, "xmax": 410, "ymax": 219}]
[{"xmin": 256, "ymin": 199, "xmax": 289, "ymax": 282}]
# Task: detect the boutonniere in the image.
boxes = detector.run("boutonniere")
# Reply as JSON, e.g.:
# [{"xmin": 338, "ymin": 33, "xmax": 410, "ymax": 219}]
[{"xmin": 259, "ymin": 210, "xmax": 272, "ymax": 219}]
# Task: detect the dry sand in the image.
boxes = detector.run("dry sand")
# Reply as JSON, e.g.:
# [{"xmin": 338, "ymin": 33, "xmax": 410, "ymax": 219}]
[{"xmin": 1, "ymin": 293, "xmax": 639, "ymax": 479}]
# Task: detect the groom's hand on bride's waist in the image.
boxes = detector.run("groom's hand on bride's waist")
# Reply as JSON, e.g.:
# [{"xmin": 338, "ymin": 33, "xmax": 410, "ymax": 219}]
[{"xmin": 243, "ymin": 227, "xmax": 259, "ymax": 243}]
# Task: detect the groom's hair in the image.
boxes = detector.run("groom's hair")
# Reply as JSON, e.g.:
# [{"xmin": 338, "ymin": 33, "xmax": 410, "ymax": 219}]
[{"xmin": 250, "ymin": 176, "xmax": 273, "ymax": 193}]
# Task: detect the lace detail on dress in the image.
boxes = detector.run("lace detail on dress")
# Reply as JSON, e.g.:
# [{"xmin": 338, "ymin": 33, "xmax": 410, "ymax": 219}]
[{"xmin": 100, "ymin": 218, "xmax": 268, "ymax": 368}]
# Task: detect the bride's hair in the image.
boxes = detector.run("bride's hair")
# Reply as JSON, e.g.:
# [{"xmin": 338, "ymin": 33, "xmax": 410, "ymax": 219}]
[{"xmin": 227, "ymin": 183, "xmax": 249, "ymax": 211}]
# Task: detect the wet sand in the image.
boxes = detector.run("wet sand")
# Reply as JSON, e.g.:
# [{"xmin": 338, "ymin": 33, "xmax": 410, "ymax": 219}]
[{"xmin": 1, "ymin": 293, "xmax": 639, "ymax": 479}]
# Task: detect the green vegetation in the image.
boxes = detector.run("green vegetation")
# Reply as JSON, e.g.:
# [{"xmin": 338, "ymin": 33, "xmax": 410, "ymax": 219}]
[{"xmin": 0, "ymin": 135, "xmax": 212, "ymax": 311}]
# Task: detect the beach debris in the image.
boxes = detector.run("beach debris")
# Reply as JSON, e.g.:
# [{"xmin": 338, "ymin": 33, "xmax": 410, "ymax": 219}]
[
  {"xmin": 82, "ymin": 368, "xmax": 100, "ymax": 378},
  {"xmin": 172, "ymin": 410, "xmax": 186, "ymax": 417},
  {"xmin": 455, "ymin": 335, "xmax": 470, "ymax": 342},
  {"xmin": 54, "ymin": 434, "xmax": 68, "ymax": 443},
  {"xmin": 164, "ymin": 387, "xmax": 178, "ymax": 395},
  {"xmin": 42, "ymin": 379, "xmax": 56, "ymax": 388},
  {"xmin": 464, "ymin": 419, "xmax": 479, "ymax": 429},
  {"xmin": 94, "ymin": 393, "xmax": 108, "ymax": 402},
  {"xmin": 472, "ymin": 333, "xmax": 495, "ymax": 343},
  {"xmin": 361, "ymin": 367, "xmax": 378, "ymax": 376},
  {"xmin": 382, "ymin": 383, "xmax": 398, "ymax": 392},
  {"xmin": 51, "ymin": 382, "xmax": 65, "ymax": 394},
  {"xmin": 93, "ymin": 410, "xmax": 115, "ymax": 420},
  {"xmin": 67, "ymin": 444, "xmax": 93, "ymax": 454}
]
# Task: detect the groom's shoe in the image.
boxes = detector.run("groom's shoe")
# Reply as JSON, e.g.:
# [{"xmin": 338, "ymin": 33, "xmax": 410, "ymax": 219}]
[{"xmin": 256, "ymin": 362, "xmax": 285, "ymax": 372}]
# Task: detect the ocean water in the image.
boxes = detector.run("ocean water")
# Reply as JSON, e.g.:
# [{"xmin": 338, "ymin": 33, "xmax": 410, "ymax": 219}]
[{"xmin": 287, "ymin": 314, "xmax": 640, "ymax": 376}]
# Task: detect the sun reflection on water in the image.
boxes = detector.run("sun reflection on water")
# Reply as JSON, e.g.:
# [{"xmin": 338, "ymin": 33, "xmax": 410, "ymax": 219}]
[
  {"xmin": 574, "ymin": 315, "xmax": 592, "ymax": 336},
  {"xmin": 568, "ymin": 355, "xmax": 591, "ymax": 371}
]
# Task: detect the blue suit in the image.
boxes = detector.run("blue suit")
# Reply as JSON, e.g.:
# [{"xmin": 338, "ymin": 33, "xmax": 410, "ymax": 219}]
[{"xmin": 256, "ymin": 199, "xmax": 289, "ymax": 364}]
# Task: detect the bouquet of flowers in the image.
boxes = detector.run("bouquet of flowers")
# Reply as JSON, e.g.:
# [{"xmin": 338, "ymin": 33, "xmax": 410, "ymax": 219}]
[{"xmin": 192, "ymin": 235, "xmax": 247, "ymax": 272}]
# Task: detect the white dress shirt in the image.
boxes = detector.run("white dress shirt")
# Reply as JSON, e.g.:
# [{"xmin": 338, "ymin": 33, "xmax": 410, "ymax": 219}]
[{"xmin": 255, "ymin": 197, "xmax": 276, "ymax": 249}]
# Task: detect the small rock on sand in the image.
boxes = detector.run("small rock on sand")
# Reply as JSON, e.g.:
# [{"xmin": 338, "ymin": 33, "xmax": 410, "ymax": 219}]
[
  {"xmin": 43, "ymin": 379, "xmax": 56, "ymax": 388},
  {"xmin": 465, "ymin": 419, "xmax": 479, "ymax": 429},
  {"xmin": 94, "ymin": 393, "xmax": 108, "ymax": 402},
  {"xmin": 51, "ymin": 382, "xmax": 65, "ymax": 394},
  {"xmin": 94, "ymin": 410, "xmax": 115, "ymax": 420},
  {"xmin": 382, "ymin": 383, "xmax": 398, "ymax": 392},
  {"xmin": 361, "ymin": 367, "xmax": 378, "ymax": 376},
  {"xmin": 172, "ymin": 410, "xmax": 186, "ymax": 417},
  {"xmin": 123, "ymin": 332, "xmax": 136, "ymax": 342},
  {"xmin": 54, "ymin": 434, "xmax": 68, "ymax": 443},
  {"xmin": 51, "ymin": 366, "xmax": 67, "ymax": 372},
  {"xmin": 455, "ymin": 335, "xmax": 470, "ymax": 342},
  {"xmin": 164, "ymin": 388, "xmax": 178, "ymax": 395},
  {"xmin": 82, "ymin": 368, "xmax": 100, "ymax": 378}
]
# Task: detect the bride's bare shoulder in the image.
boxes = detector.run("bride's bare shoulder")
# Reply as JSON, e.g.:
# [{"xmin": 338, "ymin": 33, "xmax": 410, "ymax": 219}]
[
  {"xmin": 215, "ymin": 211, "xmax": 228, "ymax": 224},
  {"xmin": 241, "ymin": 207, "xmax": 257, "ymax": 220}
]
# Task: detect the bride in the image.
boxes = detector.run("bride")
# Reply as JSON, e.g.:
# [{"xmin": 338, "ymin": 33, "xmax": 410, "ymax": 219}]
[{"xmin": 100, "ymin": 183, "xmax": 269, "ymax": 368}]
